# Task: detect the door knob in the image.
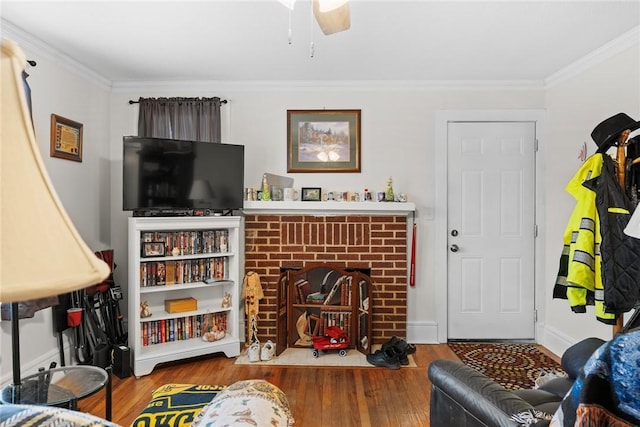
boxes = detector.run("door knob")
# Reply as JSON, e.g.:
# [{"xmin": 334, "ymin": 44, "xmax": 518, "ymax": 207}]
[{"xmin": 450, "ymin": 244, "xmax": 459, "ymax": 253}]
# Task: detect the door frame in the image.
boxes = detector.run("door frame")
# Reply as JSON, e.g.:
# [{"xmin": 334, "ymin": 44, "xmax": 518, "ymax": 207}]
[{"xmin": 434, "ymin": 109, "xmax": 547, "ymax": 343}]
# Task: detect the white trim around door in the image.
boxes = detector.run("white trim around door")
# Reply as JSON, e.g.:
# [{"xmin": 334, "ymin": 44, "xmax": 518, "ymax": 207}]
[{"xmin": 434, "ymin": 109, "xmax": 547, "ymax": 343}]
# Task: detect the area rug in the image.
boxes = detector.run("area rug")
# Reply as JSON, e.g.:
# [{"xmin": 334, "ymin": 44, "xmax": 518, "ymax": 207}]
[
  {"xmin": 448, "ymin": 342, "xmax": 564, "ymax": 390},
  {"xmin": 234, "ymin": 346, "xmax": 417, "ymax": 368}
]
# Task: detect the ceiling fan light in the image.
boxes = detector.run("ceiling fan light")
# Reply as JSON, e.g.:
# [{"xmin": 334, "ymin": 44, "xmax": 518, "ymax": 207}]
[
  {"xmin": 278, "ymin": 0, "xmax": 296, "ymax": 10},
  {"xmin": 313, "ymin": 0, "xmax": 350, "ymax": 35},
  {"xmin": 318, "ymin": 0, "xmax": 348, "ymax": 13}
]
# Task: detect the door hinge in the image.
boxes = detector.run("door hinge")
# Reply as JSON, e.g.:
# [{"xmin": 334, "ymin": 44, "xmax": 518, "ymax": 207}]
[
  {"xmin": 535, "ymin": 139, "xmax": 539, "ymax": 152},
  {"xmin": 534, "ymin": 310, "xmax": 538, "ymax": 323},
  {"xmin": 534, "ymin": 224, "xmax": 538, "ymax": 238}
]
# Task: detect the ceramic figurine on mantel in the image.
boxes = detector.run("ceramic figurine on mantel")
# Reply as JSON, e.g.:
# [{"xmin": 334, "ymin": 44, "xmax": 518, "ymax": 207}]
[
  {"xmin": 385, "ymin": 177, "xmax": 394, "ymax": 202},
  {"xmin": 261, "ymin": 174, "xmax": 271, "ymax": 201}
]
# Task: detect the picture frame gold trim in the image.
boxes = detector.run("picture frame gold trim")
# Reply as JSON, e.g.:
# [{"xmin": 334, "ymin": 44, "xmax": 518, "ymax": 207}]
[
  {"xmin": 287, "ymin": 109, "xmax": 361, "ymax": 173},
  {"xmin": 50, "ymin": 114, "xmax": 83, "ymax": 162}
]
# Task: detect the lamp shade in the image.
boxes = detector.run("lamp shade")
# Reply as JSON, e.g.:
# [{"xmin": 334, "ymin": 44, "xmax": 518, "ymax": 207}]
[{"xmin": 1, "ymin": 40, "xmax": 110, "ymax": 303}]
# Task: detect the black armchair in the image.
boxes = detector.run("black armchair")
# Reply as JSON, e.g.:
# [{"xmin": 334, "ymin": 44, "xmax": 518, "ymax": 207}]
[{"xmin": 428, "ymin": 338, "xmax": 605, "ymax": 427}]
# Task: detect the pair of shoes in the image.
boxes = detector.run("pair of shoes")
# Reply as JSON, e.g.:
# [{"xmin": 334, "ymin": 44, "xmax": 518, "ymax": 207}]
[
  {"xmin": 247, "ymin": 340, "xmax": 276, "ymax": 362},
  {"xmin": 381, "ymin": 336, "xmax": 416, "ymax": 366},
  {"xmin": 366, "ymin": 347, "xmax": 401, "ymax": 370},
  {"xmin": 248, "ymin": 341, "xmax": 261, "ymax": 362},
  {"xmin": 261, "ymin": 340, "xmax": 275, "ymax": 361}
]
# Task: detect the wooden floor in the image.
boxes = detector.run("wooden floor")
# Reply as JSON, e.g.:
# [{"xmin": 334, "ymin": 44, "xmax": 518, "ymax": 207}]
[
  {"xmin": 79, "ymin": 344, "xmax": 560, "ymax": 427},
  {"xmin": 78, "ymin": 344, "xmax": 457, "ymax": 426}
]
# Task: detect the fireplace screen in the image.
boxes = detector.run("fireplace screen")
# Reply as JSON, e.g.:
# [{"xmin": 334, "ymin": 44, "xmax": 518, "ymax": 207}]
[{"xmin": 275, "ymin": 264, "xmax": 372, "ymax": 356}]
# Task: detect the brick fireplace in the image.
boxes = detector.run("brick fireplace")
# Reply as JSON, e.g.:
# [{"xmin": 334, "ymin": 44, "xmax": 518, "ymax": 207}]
[{"xmin": 243, "ymin": 211, "xmax": 410, "ymax": 345}]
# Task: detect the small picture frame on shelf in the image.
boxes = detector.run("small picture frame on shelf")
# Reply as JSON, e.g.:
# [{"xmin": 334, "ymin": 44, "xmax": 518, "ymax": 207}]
[
  {"xmin": 142, "ymin": 241, "xmax": 165, "ymax": 258},
  {"xmin": 301, "ymin": 187, "xmax": 322, "ymax": 201}
]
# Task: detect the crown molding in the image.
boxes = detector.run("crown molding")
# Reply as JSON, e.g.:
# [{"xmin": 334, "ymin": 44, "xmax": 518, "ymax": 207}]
[
  {"xmin": 545, "ymin": 25, "xmax": 640, "ymax": 89},
  {"xmin": 1, "ymin": 19, "xmax": 112, "ymax": 90},
  {"xmin": 111, "ymin": 79, "xmax": 544, "ymax": 93}
]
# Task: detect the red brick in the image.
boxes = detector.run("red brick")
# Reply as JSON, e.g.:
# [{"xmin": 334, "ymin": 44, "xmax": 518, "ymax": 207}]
[{"xmin": 243, "ymin": 213, "xmax": 407, "ymax": 345}]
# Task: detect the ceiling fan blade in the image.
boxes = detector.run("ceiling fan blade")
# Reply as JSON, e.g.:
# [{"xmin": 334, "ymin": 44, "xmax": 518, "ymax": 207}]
[{"xmin": 313, "ymin": 0, "xmax": 350, "ymax": 35}]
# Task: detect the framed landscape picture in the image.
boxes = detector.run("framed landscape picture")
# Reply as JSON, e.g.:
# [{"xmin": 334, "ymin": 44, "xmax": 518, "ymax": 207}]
[{"xmin": 287, "ymin": 109, "xmax": 361, "ymax": 173}]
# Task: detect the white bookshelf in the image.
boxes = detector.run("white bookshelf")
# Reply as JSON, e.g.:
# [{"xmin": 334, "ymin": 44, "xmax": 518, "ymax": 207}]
[{"xmin": 127, "ymin": 216, "xmax": 243, "ymax": 376}]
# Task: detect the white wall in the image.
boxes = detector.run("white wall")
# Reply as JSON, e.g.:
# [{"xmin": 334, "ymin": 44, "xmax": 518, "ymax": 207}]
[
  {"xmin": 0, "ymin": 34, "xmax": 112, "ymax": 382},
  {"xmin": 108, "ymin": 85, "xmax": 545, "ymax": 347},
  {"xmin": 2, "ymin": 25, "xmax": 639, "ymax": 384}
]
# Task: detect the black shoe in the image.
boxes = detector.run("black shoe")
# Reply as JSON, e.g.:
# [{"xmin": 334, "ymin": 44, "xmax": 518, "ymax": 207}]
[
  {"xmin": 382, "ymin": 336, "xmax": 416, "ymax": 353},
  {"xmin": 366, "ymin": 348, "xmax": 400, "ymax": 370},
  {"xmin": 381, "ymin": 336, "xmax": 414, "ymax": 365}
]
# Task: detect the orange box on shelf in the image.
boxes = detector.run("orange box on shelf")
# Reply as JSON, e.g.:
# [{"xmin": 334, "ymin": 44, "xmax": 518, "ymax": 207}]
[{"xmin": 164, "ymin": 297, "xmax": 197, "ymax": 313}]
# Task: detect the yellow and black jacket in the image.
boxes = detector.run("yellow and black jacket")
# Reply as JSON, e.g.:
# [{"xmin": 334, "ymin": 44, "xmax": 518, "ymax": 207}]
[{"xmin": 553, "ymin": 154, "xmax": 617, "ymax": 324}]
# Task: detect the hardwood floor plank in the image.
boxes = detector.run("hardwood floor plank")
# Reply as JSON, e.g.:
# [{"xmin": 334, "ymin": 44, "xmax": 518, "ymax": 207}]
[
  {"xmin": 354, "ymin": 370, "xmax": 372, "ymax": 426},
  {"xmin": 78, "ymin": 343, "xmax": 552, "ymax": 427}
]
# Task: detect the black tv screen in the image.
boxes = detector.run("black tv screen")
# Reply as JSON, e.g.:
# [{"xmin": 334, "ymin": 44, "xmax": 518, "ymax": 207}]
[{"xmin": 123, "ymin": 136, "xmax": 244, "ymax": 213}]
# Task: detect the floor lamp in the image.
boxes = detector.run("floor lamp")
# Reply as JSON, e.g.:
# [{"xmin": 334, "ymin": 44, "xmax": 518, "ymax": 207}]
[{"xmin": 0, "ymin": 39, "xmax": 110, "ymax": 400}]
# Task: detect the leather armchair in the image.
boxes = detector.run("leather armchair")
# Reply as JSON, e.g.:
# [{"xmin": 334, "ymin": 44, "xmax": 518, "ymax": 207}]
[{"xmin": 428, "ymin": 338, "xmax": 605, "ymax": 427}]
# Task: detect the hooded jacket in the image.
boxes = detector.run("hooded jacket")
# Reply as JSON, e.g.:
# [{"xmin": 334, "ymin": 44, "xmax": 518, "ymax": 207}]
[{"xmin": 553, "ymin": 154, "xmax": 616, "ymax": 324}]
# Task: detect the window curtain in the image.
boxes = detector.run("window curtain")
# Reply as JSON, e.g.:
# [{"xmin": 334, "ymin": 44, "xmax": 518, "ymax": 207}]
[{"xmin": 137, "ymin": 97, "xmax": 222, "ymax": 143}]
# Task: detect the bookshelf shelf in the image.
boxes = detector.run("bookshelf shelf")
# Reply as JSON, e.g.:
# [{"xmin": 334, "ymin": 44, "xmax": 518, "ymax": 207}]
[{"xmin": 128, "ymin": 216, "xmax": 243, "ymax": 376}]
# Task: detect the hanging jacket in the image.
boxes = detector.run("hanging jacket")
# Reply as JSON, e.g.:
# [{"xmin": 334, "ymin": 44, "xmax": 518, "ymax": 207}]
[
  {"xmin": 585, "ymin": 154, "xmax": 640, "ymax": 314},
  {"xmin": 553, "ymin": 154, "xmax": 617, "ymax": 324}
]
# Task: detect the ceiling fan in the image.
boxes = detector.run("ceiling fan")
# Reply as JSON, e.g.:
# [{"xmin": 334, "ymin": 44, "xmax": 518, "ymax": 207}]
[{"xmin": 279, "ymin": 0, "xmax": 351, "ymax": 35}]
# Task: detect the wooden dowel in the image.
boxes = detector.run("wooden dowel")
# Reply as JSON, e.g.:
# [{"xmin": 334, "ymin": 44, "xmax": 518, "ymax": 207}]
[{"xmin": 613, "ymin": 129, "xmax": 631, "ymax": 336}]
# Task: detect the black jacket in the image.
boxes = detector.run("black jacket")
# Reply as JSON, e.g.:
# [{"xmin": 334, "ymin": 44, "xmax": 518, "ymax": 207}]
[{"xmin": 585, "ymin": 154, "xmax": 640, "ymax": 314}]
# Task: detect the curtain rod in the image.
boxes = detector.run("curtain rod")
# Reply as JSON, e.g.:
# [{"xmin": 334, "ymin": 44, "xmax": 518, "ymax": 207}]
[{"xmin": 128, "ymin": 99, "xmax": 228, "ymax": 105}]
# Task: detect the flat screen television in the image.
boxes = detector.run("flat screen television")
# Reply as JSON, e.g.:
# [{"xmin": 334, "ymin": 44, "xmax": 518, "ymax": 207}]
[{"xmin": 123, "ymin": 136, "xmax": 244, "ymax": 214}]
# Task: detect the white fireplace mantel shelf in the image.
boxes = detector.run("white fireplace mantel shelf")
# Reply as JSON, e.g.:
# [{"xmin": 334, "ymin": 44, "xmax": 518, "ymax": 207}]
[{"xmin": 242, "ymin": 201, "xmax": 415, "ymax": 216}]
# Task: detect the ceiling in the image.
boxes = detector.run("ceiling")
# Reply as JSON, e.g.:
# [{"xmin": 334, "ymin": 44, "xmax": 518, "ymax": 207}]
[{"xmin": 1, "ymin": 1, "xmax": 639, "ymax": 84}]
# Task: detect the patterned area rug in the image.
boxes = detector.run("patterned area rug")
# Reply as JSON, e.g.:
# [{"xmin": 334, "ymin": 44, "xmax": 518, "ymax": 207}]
[{"xmin": 448, "ymin": 342, "xmax": 564, "ymax": 390}]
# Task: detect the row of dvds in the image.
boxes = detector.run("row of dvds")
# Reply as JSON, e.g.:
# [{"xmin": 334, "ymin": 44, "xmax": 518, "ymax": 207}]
[
  {"xmin": 141, "ymin": 230, "xmax": 229, "ymax": 257},
  {"xmin": 142, "ymin": 312, "xmax": 228, "ymax": 346},
  {"xmin": 140, "ymin": 258, "xmax": 226, "ymax": 287}
]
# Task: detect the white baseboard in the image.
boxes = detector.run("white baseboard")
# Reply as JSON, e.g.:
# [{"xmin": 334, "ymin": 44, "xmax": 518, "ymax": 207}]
[
  {"xmin": 538, "ymin": 325, "xmax": 576, "ymax": 357},
  {"xmin": 406, "ymin": 320, "xmax": 439, "ymax": 343}
]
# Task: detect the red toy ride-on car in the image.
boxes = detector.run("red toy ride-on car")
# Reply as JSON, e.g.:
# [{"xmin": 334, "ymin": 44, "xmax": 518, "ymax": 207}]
[{"xmin": 312, "ymin": 326, "xmax": 349, "ymax": 358}]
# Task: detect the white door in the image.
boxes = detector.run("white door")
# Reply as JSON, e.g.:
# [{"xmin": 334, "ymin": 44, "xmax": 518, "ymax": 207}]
[{"xmin": 447, "ymin": 122, "xmax": 536, "ymax": 340}]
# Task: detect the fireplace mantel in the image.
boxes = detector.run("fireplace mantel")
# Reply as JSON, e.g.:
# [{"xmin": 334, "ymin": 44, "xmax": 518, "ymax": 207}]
[{"xmin": 242, "ymin": 201, "xmax": 415, "ymax": 216}]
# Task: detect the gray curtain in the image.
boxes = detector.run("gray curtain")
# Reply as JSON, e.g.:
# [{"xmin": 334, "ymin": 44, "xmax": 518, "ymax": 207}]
[{"xmin": 137, "ymin": 97, "xmax": 222, "ymax": 142}]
